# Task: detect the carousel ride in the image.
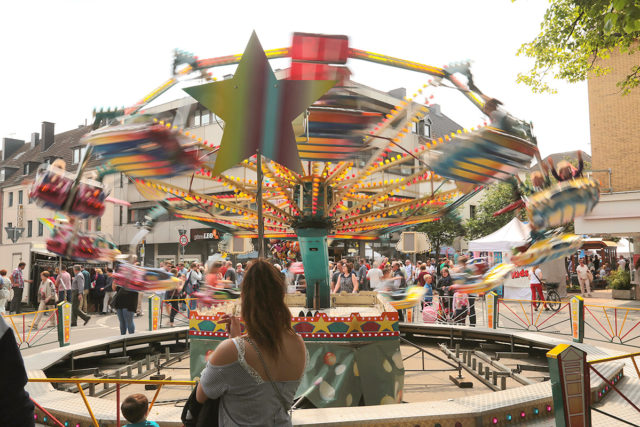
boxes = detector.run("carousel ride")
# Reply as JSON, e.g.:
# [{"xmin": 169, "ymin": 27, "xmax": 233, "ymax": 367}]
[{"xmin": 30, "ymin": 31, "xmax": 600, "ymax": 408}]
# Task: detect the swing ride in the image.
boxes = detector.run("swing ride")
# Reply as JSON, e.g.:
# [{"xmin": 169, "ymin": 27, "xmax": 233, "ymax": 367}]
[{"xmin": 27, "ymin": 30, "xmax": 601, "ymax": 408}]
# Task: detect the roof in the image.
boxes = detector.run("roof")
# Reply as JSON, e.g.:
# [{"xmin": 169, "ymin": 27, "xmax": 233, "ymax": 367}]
[
  {"xmin": 468, "ymin": 217, "xmax": 531, "ymax": 252},
  {"xmin": 581, "ymin": 238, "xmax": 618, "ymax": 249},
  {"xmin": 0, "ymin": 125, "xmax": 92, "ymax": 188},
  {"xmin": 425, "ymin": 104, "xmax": 463, "ymax": 138}
]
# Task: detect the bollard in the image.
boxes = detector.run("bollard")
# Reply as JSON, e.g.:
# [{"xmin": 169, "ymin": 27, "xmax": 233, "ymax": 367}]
[
  {"xmin": 570, "ymin": 296, "xmax": 584, "ymax": 343},
  {"xmin": 148, "ymin": 295, "xmax": 161, "ymax": 331},
  {"xmin": 485, "ymin": 292, "xmax": 498, "ymax": 329},
  {"xmin": 57, "ymin": 301, "xmax": 72, "ymax": 347}
]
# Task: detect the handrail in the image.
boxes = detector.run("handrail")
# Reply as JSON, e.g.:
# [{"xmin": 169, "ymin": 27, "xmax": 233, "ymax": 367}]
[
  {"xmin": 29, "ymin": 378, "xmax": 196, "ymax": 427},
  {"xmin": 1, "ymin": 307, "xmax": 57, "ymax": 318},
  {"xmin": 29, "ymin": 378, "xmax": 196, "ymax": 385},
  {"xmin": 588, "ymin": 351, "xmax": 640, "ymax": 364},
  {"xmin": 585, "ymin": 304, "xmax": 640, "ymax": 312}
]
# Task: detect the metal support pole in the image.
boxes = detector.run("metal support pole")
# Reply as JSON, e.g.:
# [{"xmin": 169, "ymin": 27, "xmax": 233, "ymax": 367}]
[{"xmin": 256, "ymin": 150, "xmax": 264, "ymax": 258}]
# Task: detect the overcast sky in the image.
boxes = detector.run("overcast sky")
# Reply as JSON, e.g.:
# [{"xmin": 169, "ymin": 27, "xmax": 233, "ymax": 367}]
[{"xmin": 0, "ymin": 0, "xmax": 590, "ymax": 158}]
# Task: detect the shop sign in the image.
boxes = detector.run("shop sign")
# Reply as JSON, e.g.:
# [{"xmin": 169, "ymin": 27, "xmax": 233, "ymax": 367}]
[{"xmin": 190, "ymin": 228, "xmax": 220, "ymax": 241}]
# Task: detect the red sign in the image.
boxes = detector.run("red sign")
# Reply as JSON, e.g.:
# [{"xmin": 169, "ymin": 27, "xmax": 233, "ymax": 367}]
[
  {"xmin": 179, "ymin": 235, "xmax": 189, "ymax": 247},
  {"xmin": 511, "ymin": 269, "xmax": 530, "ymax": 279}
]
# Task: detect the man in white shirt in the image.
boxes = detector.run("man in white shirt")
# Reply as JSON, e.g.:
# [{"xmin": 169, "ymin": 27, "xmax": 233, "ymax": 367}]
[
  {"xmin": 366, "ymin": 263, "xmax": 383, "ymax": 291},
  {"xmin": 425, "ymin": 260, "xmax": 436, "ymax": 277},
  {"xmin": 617, "ymin": 256, "xmax": 627, "ymax": 271},
  {"xmin": 404, "ymin": 260, "xmax": 414, "ymax": 286},
  {"xmin": 576, "ymin": 258, "xmax": 592, "ymax": 297},
  {"xmin": 530, "ymin": 265, "xmax": 548, "ymax": 311}
]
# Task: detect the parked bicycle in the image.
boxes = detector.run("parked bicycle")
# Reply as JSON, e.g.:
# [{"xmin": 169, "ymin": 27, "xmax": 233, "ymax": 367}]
[{"xmin": 534, "ymin": 281, "xmax": 561, "ymax": 312}]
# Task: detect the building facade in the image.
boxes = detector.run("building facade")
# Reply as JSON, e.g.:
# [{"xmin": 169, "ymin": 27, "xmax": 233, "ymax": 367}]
[{"xmin": 575, "ymin": 47, "xmax": 640, "ymax": 272}]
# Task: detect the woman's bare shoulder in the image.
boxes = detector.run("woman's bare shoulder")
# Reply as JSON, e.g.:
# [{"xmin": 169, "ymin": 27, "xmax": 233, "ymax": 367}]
[{"xmin": 208, "ymin": 338, "xmax": 239, "ymax": 366}]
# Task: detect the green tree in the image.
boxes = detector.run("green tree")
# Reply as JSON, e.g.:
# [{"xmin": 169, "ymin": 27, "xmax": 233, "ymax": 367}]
[
  {"xmin": 516, "ymin": 0, "xmax": 640, "ymax": 95},
  {"xmin": 417, "ymin": 214, "xmax": 465, "ymax": 258},
  {"xmin": 465, "ymin": 182, "xmax": 524, "ymax": 240}
]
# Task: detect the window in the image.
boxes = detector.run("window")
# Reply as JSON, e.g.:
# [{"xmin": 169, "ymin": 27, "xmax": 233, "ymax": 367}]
[
  {"xmin": 120, "ymin": 173, "xmax": 124, "ymax": 188},
  {"xmin": 412, "ymin": 120, "xmax": 432, "ymax": 138},
  {"xmin": 38, "ymin": 221, "xmax": 43, "ymax": 236},
  {"xmin": 119, "ymin": 206, "xmax": 123, "ymax": 226},
  {"xmin": 8, "ymin": 192, "xmax": 13, "ymax": 207},
  {"xmin": 201, "ymin": 110, "xmax": 211, "ymax": 126},
  {"xmin": 18, "ymin": 190, "xmax": 23, "ymax": 205},
  {"xmin": 128, "ymin": 208, "xmax": 146, "ymax": 224},
  {"xmin": 23, "ymin": 163, "xmax": 30, "ymax": 175},
  {"xmin": 470, "ymin": 205, "xmax": 476, "ymax": 219},
  {"xmin": 96, "ymin": 217, "xmax": 101, "ymax": 231},
  {"xmin": 193, "ymin": 112, "xmax": 201, "ymax": 127},
  {"xmin": 27, "ymin": 220, "xmax": 32, "ymax": 237},
  {"xmin": 72, "ymin": 146, "xmax": 88, "ymax": 164},
  {"xmin": 0, "ymin": 169, "xmax": 5, "ymax": 182},
  {"xmin": 8, "ymin": 222, "xmax": 12, "ymax": 228}
]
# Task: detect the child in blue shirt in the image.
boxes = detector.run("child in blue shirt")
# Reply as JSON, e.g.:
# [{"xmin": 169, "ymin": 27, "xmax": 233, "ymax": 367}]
[{"xmin": 122, "ymin": 393, "xmax": 160, "ymax": 427}]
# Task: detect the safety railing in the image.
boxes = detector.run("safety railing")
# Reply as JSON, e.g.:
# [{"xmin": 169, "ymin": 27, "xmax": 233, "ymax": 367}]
[
  {"xmin": 583, "ymin": 304, "xmax": 640, "ymax": 347},
  {"xmin": 496, "ymin": 298, "xmax": 572, "ymax": 336},
  {"xmin": 159, "ymin": 297, "xmax": 193, "ymax": 328},
  {"xmin": 420, "ymin": 294, "xmax": 485, "ymax": 327},
  {"xmin": 2, "ymin": 307, "xmax": 60, "ymax": 348},
  {"xmin": 29, "ymin": 377, "xmax": 196, "ymax": 427},
  {"xmin": 587, "ymin": 351, "xmax": 640, "ymax": 423}
]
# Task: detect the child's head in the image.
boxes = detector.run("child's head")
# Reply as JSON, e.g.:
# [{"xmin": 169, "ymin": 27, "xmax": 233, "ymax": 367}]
[
  {"xmin": 121, "ymin": 393, "xmax": 148, "ymax": 424},
  {"xmin": 556, "ymin": 160, "xmax": 574, "ymax": 180},
  {"xmin": 531, "ymin": 171, "xmax": 544, "ymax": 188},
  {"xmin": 51, "ymin": 158, "xmax": 66, "ymax": 171},
  {"xmin": 482, "ymin": 98, "xmax": 503, "ymax": 115}
]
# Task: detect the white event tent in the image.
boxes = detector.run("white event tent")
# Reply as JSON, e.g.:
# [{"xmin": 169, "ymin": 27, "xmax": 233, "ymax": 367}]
[
  {"xmin": 468, "ymin": 217, "xmax": 531, "ymax": 253},
  {"xmin": 468, "ymin": 218, "xmax": 532, "ymax": 299}
]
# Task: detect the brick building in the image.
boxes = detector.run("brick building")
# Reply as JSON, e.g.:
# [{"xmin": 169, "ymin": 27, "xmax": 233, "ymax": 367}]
[{"xmin": 575, "ymin": 47, "xmax": 640, "ymax": 271}]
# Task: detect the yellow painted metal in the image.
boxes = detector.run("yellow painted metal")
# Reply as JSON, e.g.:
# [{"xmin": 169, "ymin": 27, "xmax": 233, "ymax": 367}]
[
  {"xmin": 546, "ymin": 344, "xmax": 570, "ymax": 359},
  {"xmin": 77, "ymin": 380, "xmax": 99, "ymax": 427},
  {"xmin": 588, "ymin": 351, "xmax": 640, "ymax": 364}
]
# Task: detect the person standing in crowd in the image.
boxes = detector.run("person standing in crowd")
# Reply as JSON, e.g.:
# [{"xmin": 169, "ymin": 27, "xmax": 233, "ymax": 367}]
[
  {"xmin": 436, "ymin": 267, "xmax": 453, "ymax": 317},
  {"xmin": 186, "ymin": 262, "xmax": 203, "ymax": 309},
  {"xmin": 55, "ymin": 265, "xmax": 72, "ymax": 303},
  {"xmin": 81, "ymin": 266, "xmax": 91, "ymax": 312},
  {"xmin": 71, "ymin": 265, "xmax": 91, "ymax": 327},
  {"xmin": 112, "ymin": 273, "xmax": 138, "ymax": 335},
  {"xmin": 404, "ymin": 260, "xmax": 415, "ymax": 286},
  {"xmin": 357, "ymin": 259, "xmax": 368, "ymax": 291},
  {"xmin": 530, "ymin": 264, "xmax": 548, "ymax": 310},
  {"xmin": 94, "ymin": 268, "xmax": 107, "ymax": 314},
  {"xmin": 0, "ymin": 270, "xmax": 10, "ymax": 315},
  {"xmin": 330, "ymin": 260, "xmax": 344, "ymax": 291},
  {"xmin": 576, "ymin": 258, "xmax": 593, "ymax": 297},
  {"xmin": 618, "ymin": 255, "xmax": 627, "ymax": 271},
  {"xmin": 177, "ymin": 262, "xmax": 188, "ymax": 277},
  {"xmin": 593, "ymin": 254, "xmax": 600, "ymax": 272},
  {"xmin": 333, "ymin": 263, "xmax": 359, "ymax": 293},
  {"xmin": 33, "ymin": 271, "xmax": 58, "ymax": 329},
  {"xmin": 224, "ymin": 261, "xmax": 237, "ymax": 284},
  {"xmin": 219, "ymin": 260, "xmax": 228, "ymax": 278},
  {"xmin": 366, "ymin": 262, "xmax": 383, "ymax": 291},
  {"xmin": 453, "ymin": 291, "xmax": 469, "ymax": 325},
  {"xmin": 391, "ymin": 261, "xmax": 406, "ymax": 289},
  {"xmin": 235, "ymin": 263, "xmax": 245, "ymax": 287},
  {"xmin": 102, "ymin": 268, "xmax": 116, "ymax": 314},
  {"xmin": 425, "ymin": 259, "xmax": 436, "ymax": 277},
  {"xmin": 164, "ymin": 268, "xmax": 184, "ymax": 328},
  {"xmin": 10, "ymin": 262, "xmax": 31, "ymax": 314},
  {"xmin": 423, "ymin": 273, "xmax": 434, "ymax": 304}
]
